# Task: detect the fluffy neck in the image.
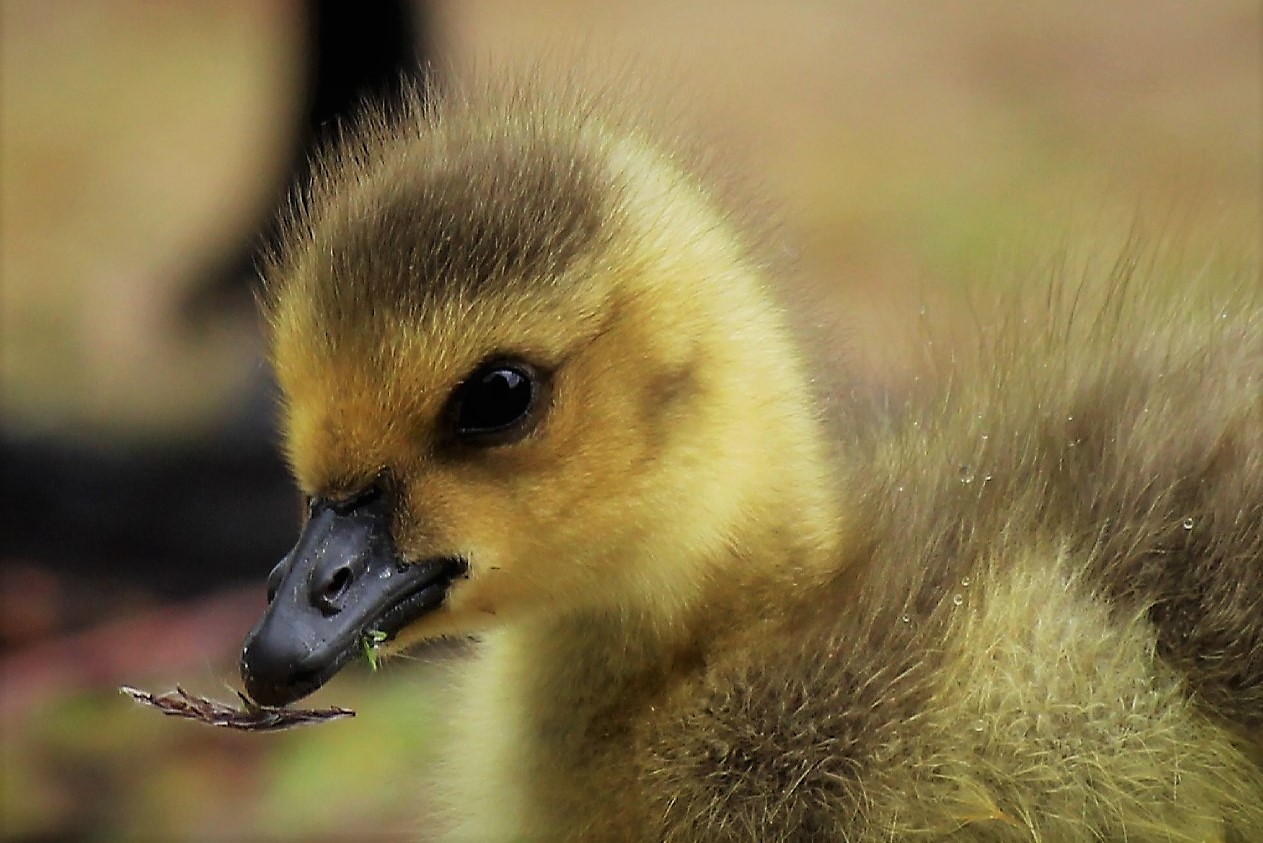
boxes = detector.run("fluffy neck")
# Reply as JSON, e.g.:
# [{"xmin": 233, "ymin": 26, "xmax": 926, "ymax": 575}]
[{"xmin": 466, "ymin": 411, "xmax": 842, "ymax": 836}]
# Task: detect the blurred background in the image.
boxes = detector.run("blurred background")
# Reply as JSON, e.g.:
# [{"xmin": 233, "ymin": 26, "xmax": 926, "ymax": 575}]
[{"xmin": 1, "ymin": 1, "xmax": 1258, "ymax": 840}]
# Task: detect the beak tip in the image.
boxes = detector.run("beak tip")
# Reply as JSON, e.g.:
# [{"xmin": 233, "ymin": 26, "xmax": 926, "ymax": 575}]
[{"xmin": 239, "ymin": 627, "xmax": 319, "ymax": 708}]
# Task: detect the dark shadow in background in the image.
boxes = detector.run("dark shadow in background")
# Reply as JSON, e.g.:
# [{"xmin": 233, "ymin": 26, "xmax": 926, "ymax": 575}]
[{"xmin": 1, "ymin": 1, "xmax": 430, "ymax": 630}]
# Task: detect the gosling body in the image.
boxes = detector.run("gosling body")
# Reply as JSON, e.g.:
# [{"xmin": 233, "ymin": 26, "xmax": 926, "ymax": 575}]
[{"xmin": 248, "ymin": 82, "xmax": 1263, "ymax": 841}]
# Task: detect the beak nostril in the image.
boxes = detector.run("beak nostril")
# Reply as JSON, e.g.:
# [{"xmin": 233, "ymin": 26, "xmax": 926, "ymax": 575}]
[
  {"xmin": 327, "ymin": 567, "xmax": 351, "ymax": 597},
  {"xmin": 317, "ymin": 566, "xmax": 353, "ymax": 611}
]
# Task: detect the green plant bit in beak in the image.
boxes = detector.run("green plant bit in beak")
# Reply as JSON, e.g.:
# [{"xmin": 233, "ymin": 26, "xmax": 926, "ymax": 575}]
[{"xmin": 363, "ymin": 629, "xmax": 390, "ymax": 671}]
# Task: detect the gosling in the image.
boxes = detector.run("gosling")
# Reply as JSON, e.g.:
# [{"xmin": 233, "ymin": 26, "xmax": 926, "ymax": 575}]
[{"xmin": 240, "ymin": 82, "xmax": 1263, "ymax": 841}]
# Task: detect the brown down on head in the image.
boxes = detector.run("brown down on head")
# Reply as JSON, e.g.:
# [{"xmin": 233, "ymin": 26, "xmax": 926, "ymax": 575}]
[{"xmin": 250, "ymin": 76, "xmax": 1263, "ymax": 841}]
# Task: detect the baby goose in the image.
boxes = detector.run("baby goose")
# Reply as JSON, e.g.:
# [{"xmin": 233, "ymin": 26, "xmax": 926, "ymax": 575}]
[{"xmin": 239, "ymin": 82, "xmax": 1263, "ymax": 841}]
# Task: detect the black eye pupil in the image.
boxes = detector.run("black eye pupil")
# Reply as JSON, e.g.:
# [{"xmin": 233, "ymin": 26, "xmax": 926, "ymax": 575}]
[{"xmin": 454, "ymin": 364, "xmax": 536, "ymax": 438}]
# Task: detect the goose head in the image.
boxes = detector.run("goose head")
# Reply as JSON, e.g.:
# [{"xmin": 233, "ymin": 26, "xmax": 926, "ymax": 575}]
[{"xmin": 239, "ymin": 93, "xmax": 834, "ymax": 706}]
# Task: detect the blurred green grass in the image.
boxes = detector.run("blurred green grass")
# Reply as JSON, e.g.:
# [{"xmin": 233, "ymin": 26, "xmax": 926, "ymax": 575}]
[
  {"xmin": 5, "ymin": 666, "xmax": 447, "ymax": 841},
  {"xmin": 1, "ymin": 1, "xmax": 1258, "ymax": 841}
]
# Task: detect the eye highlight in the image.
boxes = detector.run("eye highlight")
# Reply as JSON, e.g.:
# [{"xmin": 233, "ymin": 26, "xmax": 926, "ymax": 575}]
[{"xmin": 448, "ymin": 359, "xmax": 543, "ymax": 445}]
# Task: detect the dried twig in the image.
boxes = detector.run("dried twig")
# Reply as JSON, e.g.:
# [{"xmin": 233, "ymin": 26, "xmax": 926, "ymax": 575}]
[{"xmin": 119, "ymin": 685, "xmax": 354, "ymax": 731}]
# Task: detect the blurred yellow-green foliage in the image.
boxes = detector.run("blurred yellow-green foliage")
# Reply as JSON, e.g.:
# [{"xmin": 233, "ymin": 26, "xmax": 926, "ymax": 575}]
[{"xmin": 1, "ymin": 1, "xmax": 1258, "ymax": 841}]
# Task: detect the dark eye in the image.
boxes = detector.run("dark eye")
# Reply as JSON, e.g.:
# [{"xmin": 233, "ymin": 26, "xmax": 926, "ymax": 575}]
[{"xmin": 450, "ymin": 361, "xmax": 541, "ymax": 444}]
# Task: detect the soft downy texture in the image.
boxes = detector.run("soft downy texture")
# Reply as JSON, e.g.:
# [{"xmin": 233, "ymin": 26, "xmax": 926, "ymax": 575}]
[
  {"xmin": 259, "ymin": 75, "xmax": 1263, "ymax": 841},
  {"xmin": 636, "ymin": 274, "xmax": 1263, "ymax": 841}
]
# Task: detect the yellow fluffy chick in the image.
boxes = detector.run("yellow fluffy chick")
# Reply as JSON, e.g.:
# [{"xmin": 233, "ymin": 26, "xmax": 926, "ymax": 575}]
[{"xmin": 239, "ymin": 81, "xmax": 1263, "ymax": 841}]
